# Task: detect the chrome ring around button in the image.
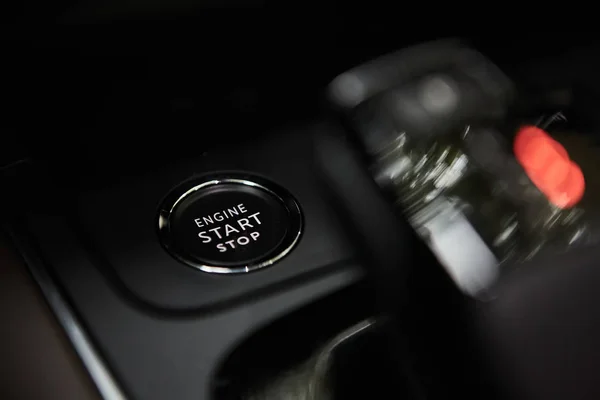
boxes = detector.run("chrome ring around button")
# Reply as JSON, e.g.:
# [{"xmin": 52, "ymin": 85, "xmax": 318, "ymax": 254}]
[{"xmin": 157, "ymin": 175, "xmax": 303, "ymax": 274}]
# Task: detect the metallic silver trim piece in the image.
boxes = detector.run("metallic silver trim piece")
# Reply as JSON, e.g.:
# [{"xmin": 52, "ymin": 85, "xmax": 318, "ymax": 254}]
[
  {"xmin": 412, "ymin": 198, "xmax": 499, "ymax": 298},
  {"xmin": 157, "ymin": 176, "xmax": 303, "ymax": 274},
  {"xmin": 9, "ymin": 230, "xmax": 127, "ymax": 400}
]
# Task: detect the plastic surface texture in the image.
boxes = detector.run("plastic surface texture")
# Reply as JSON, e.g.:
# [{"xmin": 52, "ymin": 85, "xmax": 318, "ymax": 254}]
[
  {"xmin": 14, "ymin": 121, "xmax": 364, "ymax": 400},
  {"xmin": 74, "ymin": 125, "xmax": 354, "ymax": 311}
]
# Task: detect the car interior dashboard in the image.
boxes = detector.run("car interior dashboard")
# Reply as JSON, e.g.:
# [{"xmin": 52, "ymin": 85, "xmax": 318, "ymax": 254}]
[{"xmin": 3, "ymin": 10, "xmax": 600, "ymax": 400}]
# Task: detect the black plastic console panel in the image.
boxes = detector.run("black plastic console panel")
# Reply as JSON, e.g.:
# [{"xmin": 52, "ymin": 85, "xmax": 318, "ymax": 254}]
[
  {"xmin": 74, "ymin": 123, "xmax": 356, "ymax": 311},
  {"xmin": 12, "ymin": 121, "xmax": 367, "ymax": 400}
]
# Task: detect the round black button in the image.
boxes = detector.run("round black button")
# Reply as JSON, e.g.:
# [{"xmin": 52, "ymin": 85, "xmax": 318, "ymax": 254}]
[{"xmin": 158, "ymin": 177, "xmax": 302, "ymax": 274}]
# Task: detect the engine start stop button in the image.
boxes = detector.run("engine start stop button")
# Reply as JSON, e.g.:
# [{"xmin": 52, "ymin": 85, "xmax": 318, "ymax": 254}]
[{"xmin": 157, "ymin": 176, "xmax": 303, "ymax": 274}]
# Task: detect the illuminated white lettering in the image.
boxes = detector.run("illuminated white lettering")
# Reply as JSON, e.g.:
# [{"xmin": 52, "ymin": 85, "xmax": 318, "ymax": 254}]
[
  {"xmin": 224, "ymin": 224, "xmax": 240, "ymax": 236},
  {"xmin": 209, "ymin": 227, "xmax": 223, "ymax": 239},
  {"xmin": 198, "ymin": 231, "xmax": 211, "ymax": 243},
  {"xmin": 237, "ymin": 218, "xmax": 253, "ymax": 230},
  {"xmin": 248, "ymin": 212, "xmax": 261, "ymax": 225}
]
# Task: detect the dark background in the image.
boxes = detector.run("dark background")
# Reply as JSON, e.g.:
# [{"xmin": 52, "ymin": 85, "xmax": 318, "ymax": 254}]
[{"xmin": 2, "ymin": 6, "xmax": 597, "ymax": 186}]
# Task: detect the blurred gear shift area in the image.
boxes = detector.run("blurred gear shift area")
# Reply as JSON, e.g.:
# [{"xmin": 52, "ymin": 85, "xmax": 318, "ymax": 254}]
[{"xmin": 328, "ymin": 40, "xmax": 597, "ymax": 299}]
